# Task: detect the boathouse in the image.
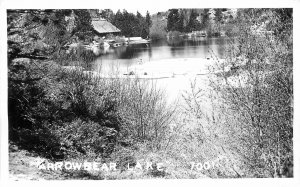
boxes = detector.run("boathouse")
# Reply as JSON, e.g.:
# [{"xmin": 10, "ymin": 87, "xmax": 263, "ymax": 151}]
[
  {"xmin": 91, "ymin": 18, "xmax": 121, "ymax": 37},
  {"xmin": 88, "ymin": 9, "xmax": 121, "ymax": 36}
]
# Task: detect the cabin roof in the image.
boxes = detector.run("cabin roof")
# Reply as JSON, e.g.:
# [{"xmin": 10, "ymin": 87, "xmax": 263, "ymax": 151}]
[{"xmin": 91, "ymin": 19, "xmax": 121, "ymax": 34}]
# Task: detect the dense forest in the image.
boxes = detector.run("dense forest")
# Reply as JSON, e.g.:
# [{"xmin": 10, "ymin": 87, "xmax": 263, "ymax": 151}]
[
  {"xmin": 7, "ymin": 8, "xmax": 293, "ymax": 179},
  {"xmin": 98, "ymin": 9, "xmax": 152, "ymax": 38},
  {"xmin": 150, "ymin": 8, "xmax": 237, "ymax": 38}
]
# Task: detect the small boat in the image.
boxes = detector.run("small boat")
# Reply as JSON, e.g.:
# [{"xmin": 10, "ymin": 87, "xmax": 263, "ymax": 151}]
[{"xmin": 112, "ymin": 43, "xmax": 122, "ymax": 47}]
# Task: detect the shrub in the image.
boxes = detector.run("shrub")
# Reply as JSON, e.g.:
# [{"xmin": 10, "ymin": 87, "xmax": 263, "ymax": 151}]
[
  {"xmin": 8, "ymin": 62, "xmax": 120, "ymax": 159},
  {"xmin": 54, "ymin": 44, "xmax": 97, "ymax": 67},
  {"xmin": 182, "ymin": 9, "xmax": 293, "ymax": 178},
  {"xmin": 8, "ymin": 59, "xmax": 176, "ymax": 162},
  {"xmin": 115, "ymin": 78, "xmax": 177, "ymax": 151},
  {"xmin": 56, "ymin": 119, "xmax": 118, "ymax": 159},
  {"xmin": 213, "ymin": 9, "xmax": 292, "ymax": 177}
]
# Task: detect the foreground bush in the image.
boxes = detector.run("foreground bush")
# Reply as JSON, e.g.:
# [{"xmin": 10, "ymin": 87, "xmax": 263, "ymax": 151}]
[
  {"xmin": 8, "ymin": 61, "xmax": 120, "ymax": 159},
  {"xmin": 115, "ymin": 78, "xmax": 177, "ymax": 150},
  {"xmin": 183, "ymin": 9, "xmax": 293, "ymax": 178},
  {"xmin": 8, "ymin": 58, "xmax": 176, "ymax": 162}
]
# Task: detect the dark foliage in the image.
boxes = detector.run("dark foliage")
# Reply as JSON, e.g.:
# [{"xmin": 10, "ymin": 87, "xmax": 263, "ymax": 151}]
[
  {"xmin": 111, "ymin": 10, "xmax": 152, "ymax": 38},
  {"xmin": 7, "ymin": 9, "xmax": 118, "ymax": 160}
]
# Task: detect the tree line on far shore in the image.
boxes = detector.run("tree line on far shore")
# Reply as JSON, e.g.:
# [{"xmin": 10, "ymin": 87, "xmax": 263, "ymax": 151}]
[
  {"xmin": 149, "ymin": 8, "xmax": 237, "ymax": 40},
  {"xmin": 94, "ymin": 9, "xmax": 236, "ymax": 40},
  {"xmin": 98, "ymin": 9, "xmax": 152, "ymax": 38}
]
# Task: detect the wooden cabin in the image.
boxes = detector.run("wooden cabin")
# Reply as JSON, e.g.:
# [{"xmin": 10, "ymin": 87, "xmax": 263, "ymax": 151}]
[{"xmin": 91, "ymin": 17, "xmax": 121, "ymax": 37}]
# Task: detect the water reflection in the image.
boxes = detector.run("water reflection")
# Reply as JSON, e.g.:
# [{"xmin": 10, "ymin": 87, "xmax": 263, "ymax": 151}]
[{"xmin": 90, "ymin": 37, "xmax": 229, "ymax": 73}]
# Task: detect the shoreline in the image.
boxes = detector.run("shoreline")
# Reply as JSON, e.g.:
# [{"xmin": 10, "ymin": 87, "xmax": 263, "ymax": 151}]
[{"xmin": 62, "ymin": 57, "xmax": 223, "ymax": 79}]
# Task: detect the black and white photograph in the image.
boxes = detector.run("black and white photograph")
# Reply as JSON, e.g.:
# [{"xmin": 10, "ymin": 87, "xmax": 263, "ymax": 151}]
[{"xmin": 0, "ymin": 0, "xmax": 299, "ymax": 185}]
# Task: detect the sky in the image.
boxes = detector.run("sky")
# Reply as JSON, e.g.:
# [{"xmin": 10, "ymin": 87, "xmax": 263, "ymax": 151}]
[
  {"xmin": 109, "ymin": 8, "xmax": 167, "ymax": 16},
  {"xmin": 2, "ymin": 0, "xmax": 297, "ymax": 16}
]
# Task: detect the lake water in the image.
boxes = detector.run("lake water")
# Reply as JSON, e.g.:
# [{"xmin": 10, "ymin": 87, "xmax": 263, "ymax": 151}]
[
  {"xmin": 91, "ymin": 37, "xmax": 228, "ymax": 74},
  {"xmin": 90, "ymin": 37, "xmax": 229, "ymax": 103}
]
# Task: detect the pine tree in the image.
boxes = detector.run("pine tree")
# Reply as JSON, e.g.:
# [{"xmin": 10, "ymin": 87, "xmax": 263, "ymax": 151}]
[
  {"xmin": 186, "ymin": 10, "xmax": 200, "ymax": 32},
  {"xmin": 145, "ymin": 11, "xmax": 152, "ymax": 37},
  {"xmin": 177, "ymin": 11, "xmax": 184, "ymax": 32},
  {"xmin": 201, "ymin": 9, "xmax": 210, "ymax": 30},
  {"xmin": 146, "ymin": 11, "xmax": 152, "ymax": 28},
  {"xmin": 167, "ymin": 9, "xmax": 180, "ymax": 31},
  {"xmin": 214, "ymin": 8, "xmax": 223, "ymax": 34},
  {"xmin": 99, "ymin": 9, "xmax": 114, "ymax": 22}
]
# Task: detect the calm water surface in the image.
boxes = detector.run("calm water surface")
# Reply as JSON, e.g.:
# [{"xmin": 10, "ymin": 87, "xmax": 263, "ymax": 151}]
[{"xmin": 91, "ymin": 37, "xmax": 228, "ymax": 73}]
